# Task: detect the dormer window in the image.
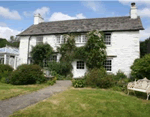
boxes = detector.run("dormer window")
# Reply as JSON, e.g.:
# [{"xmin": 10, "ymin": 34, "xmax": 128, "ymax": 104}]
[
  {"xmin": 36, "ymin": 36, "xmax": 43, "ymax": 45},
  {"xmin": 56, "ymin": 35, "xmax": 64, "ymax": 44},
  {"xmin": 104, "ymin": 34, "xmax": 111, "ymax": 45}
]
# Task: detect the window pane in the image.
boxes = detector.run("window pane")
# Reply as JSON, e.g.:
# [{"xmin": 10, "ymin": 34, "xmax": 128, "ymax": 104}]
[
  {"xmin": 103, "ymin": 59, "xmax": 112, "ymax": 71},
  {"xmin": 82, "ymin": 35, "xmax": 87, "ymax": 43},
  {"xmin": 56, "ymin": 35, "xmax": 61, "ymax": 43},
  {"xmin": 61, "ymin": 35, "xmax": 64, "ymax": 44},
  {"xmin": 36, "ymin": 36, "xmax": 43, "ymax": 45},
  {"xmin": 104, "ymin": 34, "xmax": 111, "ymax": 45},
  {"xmin": 77, "ymin": 61, "xmax": 84, "ymax": 69},
  {"xmin": 75, "ymin": 35, "xmax": 81, "ymax": 43}
]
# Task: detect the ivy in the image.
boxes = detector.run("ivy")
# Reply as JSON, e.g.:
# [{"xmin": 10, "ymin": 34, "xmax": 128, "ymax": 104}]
[
  {"xmin": 58, "ymin": 30, "xmax": 107, "ymax": 70},
  {"xmin": 30, "ymin": 43, "xmax": 53, "ymax": 67}
]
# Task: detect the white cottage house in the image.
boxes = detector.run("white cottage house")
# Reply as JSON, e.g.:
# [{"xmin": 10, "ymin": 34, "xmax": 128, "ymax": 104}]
[{"xmin": 17, "ymin": 3, "xmax": 144, "ymax": 78}]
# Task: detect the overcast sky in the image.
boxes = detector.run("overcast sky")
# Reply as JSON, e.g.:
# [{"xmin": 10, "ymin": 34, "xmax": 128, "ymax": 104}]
[{"xmin": 0, "ymin": 0, "xmax": 150, "ymax": 41}]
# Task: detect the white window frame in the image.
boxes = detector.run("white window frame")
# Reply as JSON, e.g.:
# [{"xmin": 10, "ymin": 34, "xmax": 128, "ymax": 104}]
[
  {"xmin": 76, "ymin": 61, "xmax": 85, "ymax": 69},
  {"xmin": 104, "ymin": 34, "xmax": 111, "ymax": 45},
  {"xmin": 56, "ymin": 35, "xmax": 64, "ymax": 44},
  {"xmin": 75, "ymin": 35, "xmax": 87, "ymax": 43},
  {"xmin": 103, "ymin": 59, "xmax": 112, "ymax": 72},
  {"xmin": 36, "ymin": 36, "xmax": 43, "ymax": 45}
]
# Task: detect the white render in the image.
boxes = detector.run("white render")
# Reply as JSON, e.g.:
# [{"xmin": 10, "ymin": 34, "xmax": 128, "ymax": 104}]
[
  {"xmin": 34, "ymin": 14, "xmax": 44, "ymax": 25},
  {"xmin": 130, "ymin": 3, "xmax": 137, "ymax": 19},
  {"xmin": 19, "ymin": 31, "xmax": 140, "ymax": 78}
]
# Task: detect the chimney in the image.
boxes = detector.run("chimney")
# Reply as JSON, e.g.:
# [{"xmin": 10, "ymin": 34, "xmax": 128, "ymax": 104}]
[
  {"xmin": 130, "ymin": 2, "xmax": 137, "ymax": 19},
  {"xmin": 34, "ymin": 13, "xmax": 44, "ymax": 25}
]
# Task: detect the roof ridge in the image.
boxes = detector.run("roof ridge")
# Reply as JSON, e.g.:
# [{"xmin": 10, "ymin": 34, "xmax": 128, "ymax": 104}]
[{"xmin": 41, "ymin": 16, "xmax": 130, "ymax": 24}]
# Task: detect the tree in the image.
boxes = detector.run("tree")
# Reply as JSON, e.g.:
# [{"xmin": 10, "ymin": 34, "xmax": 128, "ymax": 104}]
[
  {"xmin": 140, "ymin": 37, "xmax": 150, "ymax": 58},
  {"xmin": 131, "ymin": 54, "xmax": 150, "ymax": 80},
  {"xmin": 84, "ymin": 30, "xmax": 107, "ymax": 69},
  {"xmin": 30, "ymin": 43, "xmax": 53, "ymax": 67}
]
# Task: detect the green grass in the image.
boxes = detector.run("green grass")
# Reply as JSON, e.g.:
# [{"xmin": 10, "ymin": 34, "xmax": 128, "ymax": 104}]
[
  {"xmin": 11, "ymin": 88, "xmax": 150, "ymax": 117},
  {"xmin": 0, "ymin": 82, "xmax": 48, "ymax": 100}
]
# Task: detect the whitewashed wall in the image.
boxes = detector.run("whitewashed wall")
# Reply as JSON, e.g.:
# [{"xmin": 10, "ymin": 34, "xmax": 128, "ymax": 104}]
[
  {"xmin": 19, "ymin": 36, "xmax": 30, "ymax": 64},
  {"xmin": 19, "ymin": 31, "xmax": 140, "ymax": 78},
  {"xmin": 106, "ymin": 31, "xmax": 140, "ymax": 77}
]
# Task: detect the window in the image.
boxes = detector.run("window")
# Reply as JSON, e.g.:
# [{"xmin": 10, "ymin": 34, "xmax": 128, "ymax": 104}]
[
  {"xmin": 103, "ymin": 59, "xmax": 112, "ymax": 71},
  {"xmin": 104, "ymin": 34, "xmax": 111, "ymax": 45},
  {"xmin": 50, "ymin": 55, "xmax": 57, "ymax": 62},
  {"xmin": 36, "ymin": 36, "xmax": 43, "ymax": 45},
  {"xmin": 75, "ymin": 35, "xmax": 87, "ymax": 43},
  {"xmin": 43, "ymin": 59, "xmax": 48, "ymax": 67},
  {"xmin": 77, "ymin": 61, "xmax": 84, "ymax": 69},
  {"xmin": 56, "ymin": 35, "xmax": 64, "ymax": 44}
]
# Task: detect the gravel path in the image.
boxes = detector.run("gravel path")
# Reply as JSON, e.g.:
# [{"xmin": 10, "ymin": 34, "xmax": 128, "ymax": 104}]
[{"xmin": 0, "ymin": 80, "xmax": 72, "ymax": 117}]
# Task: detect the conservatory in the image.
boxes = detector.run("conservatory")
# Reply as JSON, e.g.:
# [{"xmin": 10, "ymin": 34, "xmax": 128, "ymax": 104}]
[{"xmin": 0, "ymin": 45, "xmax": 19, "ymax": 69}]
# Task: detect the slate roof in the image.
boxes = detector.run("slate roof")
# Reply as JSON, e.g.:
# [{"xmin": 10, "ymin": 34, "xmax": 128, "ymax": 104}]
[{"xmin": 18, "ymin": 16, "xmax": 144, "ymax": 36}]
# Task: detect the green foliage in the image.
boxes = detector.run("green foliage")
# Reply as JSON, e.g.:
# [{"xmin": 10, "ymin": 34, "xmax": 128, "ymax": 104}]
[
  {"xmin": 72, "ymin": 78, "xmax": 85, "ymax": 88},
  {"xmin": 50, "ymin": 71, "xmax": 65, "ymax": 80},
  {"xmin": 0, "ymin": 77, "xmax": 7, "ymax": 83},
  {"xmin": 85, "ymin": 67, "xmax": 110, "ymax": 88},
  {"xmin": 0, "ymin": 64, "xmax": 13, "ymax": 80},
  {"xmin": 48, "ymin": 61, "xmax": 72, "ymax": 76},
  {"xmin": 113, "ymin": 70, "xmax": 127, "ymax": 80},
  {"xmin": 46, "ymin": 77, "xmax": 57, "ymax": 85},
  {"xmin": 84, "ymin": 30, "xmax": 107, "ymax": 69},
  {"xmin": 57, "ymin": 34, "xmax": 76, "ymax": 62},
  {"xmin": 30, "ymin": 43, "xmax": 53, "ymax": 67},
  {"xmin": 112, "ymin": 78, "xmax": 129, "ymax": 93},
  {"xmin": 0, "ymin": 38, "xmax": 20, "ymax": 48},
  {"xmin": 74, "ymin": 46, "xmax": 86, "ymax": 60},
  {"xmin": 10, "ymin": 64, "xmax": 46, "ymax": 85},
  {"xmin": 130, "ymin": 54, "xmax": 150, "ymax": 80},
  {"xmin": 57, "ymin": 31, "xmax": 107, "ymax": 76},
  {"xmin": 140, "ymin": 37, "xmax": 150, "ymax": 58}
]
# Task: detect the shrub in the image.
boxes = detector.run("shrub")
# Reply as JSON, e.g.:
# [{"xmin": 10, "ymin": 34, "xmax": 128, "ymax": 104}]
[
  {"xmin": 98, "ymin": 74, "xmax": 115, "ymax": 88},
  {"xmin": 112, "ymin": 78, "xmax": 129, "ymax": 93},
  {"xmin": 113, "ymin": 70, "xmax": 127, "ymax": 81},
  {"xmin": 0, "ymin": 64, "xmax": 13, "ymax": 79},
  {"xmin": 85, "ymin": 67, "xmax": 107, "ymax": 88},
  {"xmin": 30, "ymin": 43, "xmax": 53, "ymax": 67},
  {"xmin": 72, "ymin": 78, "xmax": 85, "ymax": 88},
  {"xmin": 48, "ymin": 61, "xmax": 72, "ymax": 76},
  {"xmin": 0, "ymin": 77, "xmax": 7, "ymax": 83},
  {"xmin": 10, "ymin": 64, "xmax": 46, "ymax": 85},
  {"xmin": 47, "ymin": 77, "xmax": 57, "ymax": 85},
  {"xmin": 131, "ymin": 54, "xmax": 150, "ymax": 80}
]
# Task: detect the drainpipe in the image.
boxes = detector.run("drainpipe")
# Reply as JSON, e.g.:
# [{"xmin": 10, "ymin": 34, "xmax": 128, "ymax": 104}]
[{"xmin": 27, "ymin": 36, "xmax": 31, "ymax": 64}]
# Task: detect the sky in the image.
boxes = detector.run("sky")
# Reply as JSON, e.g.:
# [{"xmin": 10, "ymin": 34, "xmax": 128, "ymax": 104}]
[{"xmin": 0, "ymin": 0, "xmax": 150, "ymax": 41}]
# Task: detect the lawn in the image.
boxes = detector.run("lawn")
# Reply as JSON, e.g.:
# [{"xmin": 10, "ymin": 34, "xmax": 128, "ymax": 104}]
[
  {"xmin": 0, "ymin": 82, "xmax": 48, "ymax": 100},
  {"xmin": 11, "ymin": 88, "xmax": 150, "ymax": 117}
]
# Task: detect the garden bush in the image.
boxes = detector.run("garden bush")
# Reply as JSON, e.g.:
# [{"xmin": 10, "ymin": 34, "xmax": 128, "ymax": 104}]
[
  {"xmin": 72, "ymin": 78, "xmax": 85, "ymax": 88},
  {"xmin": 48, "ymin": 61, "xmax": 72, "ymax": 76},
  {"xmin": 113, "ymin": 70, "xmax": 127, "ymax": 81},
  {"xmin": 0, "ymin": 64, "xmax": 13, "ymax": 80},
  {"xmin": 131, "ymin": 54, "xmax": 150, "ymax": 80},
  {"xmin": 85, "ymin": 67, "xmax": 108, "ymax": 88},
  {"xmin": 10, "ymin": 64, "xmax": 46, "ymax": 85},
  {"xmin": 47, "ymin": 77, "xmax": 57, "ymax": 85}
]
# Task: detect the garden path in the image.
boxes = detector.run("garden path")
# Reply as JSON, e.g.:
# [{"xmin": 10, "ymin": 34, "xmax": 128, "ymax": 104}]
[{"xmin": 0, "ymin": 80, "xmax": 72, "ymax": 117}]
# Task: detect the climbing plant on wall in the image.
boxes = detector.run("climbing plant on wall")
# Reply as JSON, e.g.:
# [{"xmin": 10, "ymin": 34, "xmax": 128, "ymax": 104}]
[
  {"xmin": 57, "ymin": 30, "xmax": 107, "ymax": 70},
  {"xmin": 84, "ymin": 30, "xmax": 107, "ymax": 69},
  {"xmin": 30, "ymin": 43, "xmax": 53, "ymax": 67}
]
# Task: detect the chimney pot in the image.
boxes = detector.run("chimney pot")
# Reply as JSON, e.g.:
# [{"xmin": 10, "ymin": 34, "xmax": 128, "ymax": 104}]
[
  {"xmin": 130, "ymin": 2, "xmax": 137, "ymax": 19},
  {"xmin": 34, "ymin": 13, "xmax": 44, "ymax": 25},
  {"xmin": 131, "ymin": 2, "xmax": 135, "ymax": 7}
]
